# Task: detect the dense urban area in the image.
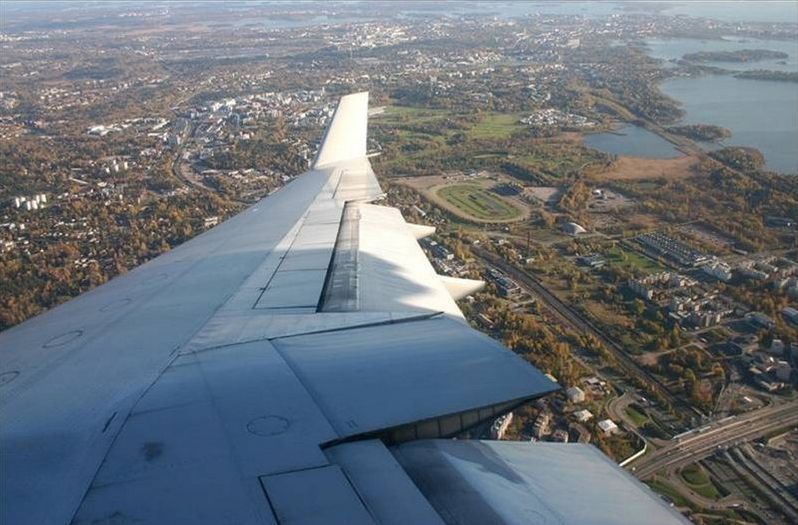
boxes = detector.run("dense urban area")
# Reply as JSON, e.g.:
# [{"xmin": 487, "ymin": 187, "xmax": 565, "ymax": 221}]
[{"xmin": 1, "ymin": 2, "xmax": 797, "ymax": 523}]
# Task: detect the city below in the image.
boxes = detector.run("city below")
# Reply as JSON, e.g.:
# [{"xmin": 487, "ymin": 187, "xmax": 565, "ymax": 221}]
[{"xmin": 1, "ymin": 2, "xmax": 797, "ymax": 524}]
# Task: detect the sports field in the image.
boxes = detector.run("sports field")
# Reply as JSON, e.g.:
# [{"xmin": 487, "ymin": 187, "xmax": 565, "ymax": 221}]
[{"xmin": 436, "ymin": 184, "xmax": 521, "ymax": 221}]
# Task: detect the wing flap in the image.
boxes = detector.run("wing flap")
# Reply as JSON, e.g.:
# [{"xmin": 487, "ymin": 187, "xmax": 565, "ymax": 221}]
[
  {"xmin": 261, "ymin": 466, "xmax": 375, "ymax": 525},
  {"xmin": 439, "ymin": 275, "xmax": 485, "ymax": 300},
  {"xmin": 325, "ymin": 440, "xmax": 445, "ymax": 525},
  {"xmin": 393, "ymin": 440, "xmax": 690, "ymax": 525},
  {"xmin": 271, "ymin": 316, "xmax": 557, "ymax": 439},
  {"xmin": 319, "ymin": 202, "xmax": 464, "ymax": 316}
]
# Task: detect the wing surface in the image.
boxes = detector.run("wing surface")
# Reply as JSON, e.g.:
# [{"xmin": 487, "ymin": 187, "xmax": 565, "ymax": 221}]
[{"xmin": 1, "ymin": 92, "xmax": 686, "ymax": 525}]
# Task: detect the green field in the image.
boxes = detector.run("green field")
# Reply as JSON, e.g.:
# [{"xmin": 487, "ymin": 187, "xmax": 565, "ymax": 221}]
[
  {"xmin": 680, "ymin": 464, "xmax": 722, "ymax": 500},
  {"xmin": 383, "ymin": 106, "xmax": 521, "ymax": 139},
  {"xmin": 437, "ymin": 184, "xmax": 521, "ymax": 221},
  {"xmin": 606, "ymin": 246, "xmax": 664, "ymax": 274},
  {"xmin": 468, "ymin": 112, "xmax": 524, "ymax": 140},
  {"xmin": 625, "ymin": 406, "xmax": 649, "ymax": 427},
  {"xmin": 646, "ymin": 480, "xmax": 694, "ymax": 509},
  {"xmin": 381, "ymin": 105, "xmax": 452, "ymax": 123},
  {"xmin": 376, "ymin": 105, "xmax": 600, "ymax": 181}
]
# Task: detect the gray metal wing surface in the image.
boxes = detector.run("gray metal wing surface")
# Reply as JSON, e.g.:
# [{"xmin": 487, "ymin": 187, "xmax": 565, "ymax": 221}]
[{"xmin": 0, "ymin": 92, "xmax": 687, "ymax": 524}]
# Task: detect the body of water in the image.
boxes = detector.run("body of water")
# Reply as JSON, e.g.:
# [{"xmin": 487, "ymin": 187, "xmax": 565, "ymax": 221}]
[
  {"xmin": 643, "ymin": 37, "xmax": 798, "ymax": 174},
  {"xmin": 660, "ymin": 75, "xmax": 798, "ymax": 173},
  {"xmin": 430, "ymin": 1, "xmax": 798, "ymax": 23},
  {"xmin": 661, "ymin": 1, "xmax": 798, "ymax": 24},
  {"xmin": 584, "ymin": 124, "xmax": 683, "ymax": 159},
  {"xmin": 646, "ymin": 37, "xmax": 798, "ymax": 72},
  {"xmin": 478, "ymin": 1, "xmax": 798, "ymax": 23}
]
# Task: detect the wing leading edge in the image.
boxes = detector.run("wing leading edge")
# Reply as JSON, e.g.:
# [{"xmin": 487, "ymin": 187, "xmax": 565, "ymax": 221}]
[{"xmin": 0, "ymin": 92, "xmax": 687, "ymax": 525}]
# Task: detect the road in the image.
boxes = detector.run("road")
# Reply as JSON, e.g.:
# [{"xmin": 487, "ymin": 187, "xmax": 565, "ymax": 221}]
[
  {"xmin": 607, "ymin": 391, "xmax": 645, "ymax": 431},
  {"xmin": 474, "ymin": 248, "xmax": 697, "ymax": 420},
  {"xmin": 170, "ymin": 122, "xmax": 214, "ymax": 192},
  {"xmin": 632, "ymin": 401, "xmax": 798, "ymax": 479}
]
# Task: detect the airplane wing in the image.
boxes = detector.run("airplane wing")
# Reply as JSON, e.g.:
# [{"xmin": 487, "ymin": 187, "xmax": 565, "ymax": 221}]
[{"xmin": 0, "ymin": 92, "xmax": 687, "ymax": 524}]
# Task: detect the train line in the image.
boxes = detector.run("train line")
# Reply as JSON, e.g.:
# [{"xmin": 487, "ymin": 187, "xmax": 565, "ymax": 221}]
[{"xmin": 475, "ymin": 248, "xmax": 696, "ymax": 419}]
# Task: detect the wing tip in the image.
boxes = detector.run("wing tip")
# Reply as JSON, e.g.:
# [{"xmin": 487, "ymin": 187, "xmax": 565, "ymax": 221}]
[
  {"xmin": 313, "ymin": 91, "xmax": 370, "ymax": 169},
  {"xmin": 342, "ymin": 90, "xmax": 369, "ymax": 101}
]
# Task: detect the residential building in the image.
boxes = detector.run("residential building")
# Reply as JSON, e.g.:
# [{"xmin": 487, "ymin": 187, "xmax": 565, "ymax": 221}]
[
  {"xmin": 598, "ymin": 419, "xmax": 618, "ymax": 436},
  {"xmin": 566, "ymin": 386, "xmax": 586, "ymax": 404}
]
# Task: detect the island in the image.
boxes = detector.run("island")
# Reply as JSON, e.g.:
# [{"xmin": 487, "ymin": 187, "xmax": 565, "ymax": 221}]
[
  {"xmin": 682, "ymin": 48, "xmax": 789, "ymax": 63},
  {"xmin": 668, "ymin": 124, "xmax": 731, "ymax": 142},
  {"xmin": 734, "ymin": 69, "xmax": 798, "ymax": 83}
]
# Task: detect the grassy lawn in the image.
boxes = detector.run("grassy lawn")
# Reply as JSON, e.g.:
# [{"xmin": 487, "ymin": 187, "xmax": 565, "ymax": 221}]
[
  {"xmin": 473, "ymin": 151, "xmax": 509, "ymax": 159},
  {"xmin": 583, "ymin": 299, "xmax": 634, "ymax": 329},
  {"xmin": 382, "ymin": 105, "xmax": 452, "ymax": 123},
  {"xmin": 513, "ymin": 142, "xmax": 606, "ymax": 178},
  {"xmin": 437, "ymin": 184, "xmax": 521, "ymax": 221},
  {"xmin": 376, "ymin": 106, "xmax": 600, "ymax": 182},
  {"xmin": 606, "ymin": 246, "xmax": 664, "ymax": 274},
  {"xmin": 468, "ymin": 112, "xmax": 523, "ymax": 140},
  {"xmin": 682, "ymin": 464, "xmax": 711, "ymax": 486},
  {"xmin": 382, "ymin": 107, "xmax": 523, "ymax": 143},
  {"xmin": 680, "ymin": 464, "xmax": 722, "ymax": 500},
  {"xmin": 625, "ymin": 405, "xmax": 649, "ymax": 427}
]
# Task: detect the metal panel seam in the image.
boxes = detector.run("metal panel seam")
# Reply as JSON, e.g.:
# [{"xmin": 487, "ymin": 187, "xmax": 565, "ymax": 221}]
[
  {"xmin": 332, "ymin": 462, "xmax": 381, "ymax": 523},
  {"xmin": 272, "ymin": 311, "xmax": 444, "ymax": 341},
  {"xmin": 177, "ymin": 312, "xmax": 444, "ymax": 357},
  {"xmin": 66, "ymin": 346, "xmax": 187, "ymax": 523}
]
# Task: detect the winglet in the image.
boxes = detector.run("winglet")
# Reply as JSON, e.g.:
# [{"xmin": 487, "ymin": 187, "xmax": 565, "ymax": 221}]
[{"xmin": 314, "ymin": 92, "xmax": 369, "ymax": 168}]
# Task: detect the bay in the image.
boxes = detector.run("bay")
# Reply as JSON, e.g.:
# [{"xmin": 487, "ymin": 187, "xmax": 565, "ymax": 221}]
[
  {"xmin": 660, "ymin": 74, "xmax": 798, "ymax": 174},
  {"xmin": 584, "ymin": 124, "xmax": 683, "ymax": 159}
]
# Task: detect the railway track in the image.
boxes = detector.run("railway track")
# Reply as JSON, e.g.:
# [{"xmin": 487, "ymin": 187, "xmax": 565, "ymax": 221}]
[
  {"xmin": 475, "ymin": 248, "xmax": 696, "ymax": 419},
  {"xmin": 732, "ymin": 445, "xmax": 798, "ymax": 519}
]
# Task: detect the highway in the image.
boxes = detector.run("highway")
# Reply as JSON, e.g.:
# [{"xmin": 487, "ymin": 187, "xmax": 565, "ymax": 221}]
[
  {"xmin": 632, "ymin": 401, "xmax": 798, "ymax": 479},
  {"xmin": 170, "ymin": 122, "xmax": 214, "ymax": 193},
  {"xmin": 474, "ymin": 248, "xmax": 697, "ymax": 420}
]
